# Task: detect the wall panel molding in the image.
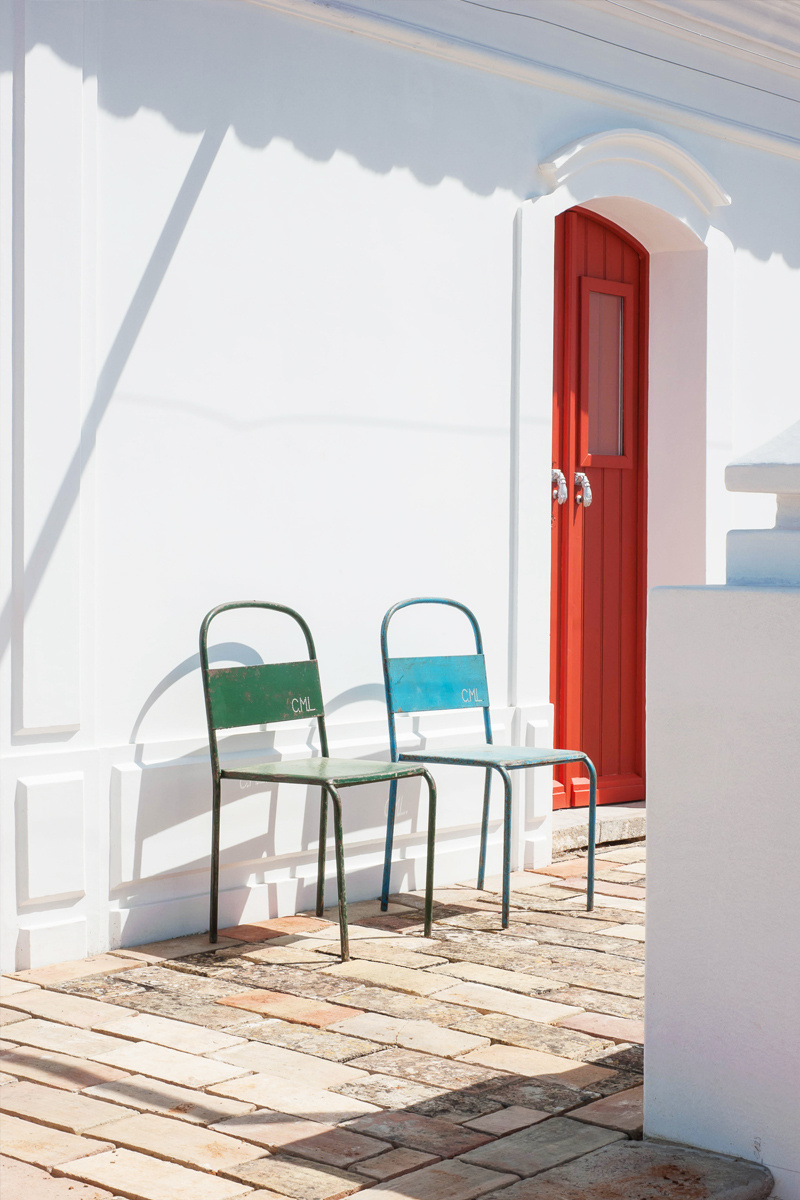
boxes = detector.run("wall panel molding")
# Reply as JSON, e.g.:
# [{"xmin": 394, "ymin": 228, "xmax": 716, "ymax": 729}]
[{"xmin": 17, "ymin": 770, "xmax": 85, "ymax": 903}]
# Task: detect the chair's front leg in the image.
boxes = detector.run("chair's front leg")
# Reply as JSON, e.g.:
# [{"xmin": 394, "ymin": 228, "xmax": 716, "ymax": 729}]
[
  {"xmin": 422, "ymin": 770, "xmax": 437, "ymax": 939},
  {"xmin": 316, "ymin": 787, "xmax": 328, "ymax": 918},
  {"xmin": 210, "ymin": 776, "xmax": 221, "ymax": 943},
  {"xmin": 326, "ymin": 785, "xmax": 350, "ymax": 962},
  {"xmin": 494, "ymin": 766, "xmax": 513, "ymax": 929},
  {"xmin": 477, "ymin": 768, "xmax": 492, "ymax": 890},
  {"xmin": 585, "ymin": 757, "xmax": 598, "ymax": 912},
  {"xmin": 380, "ymin": 777, "xmax": 399, "ymax": 912}
]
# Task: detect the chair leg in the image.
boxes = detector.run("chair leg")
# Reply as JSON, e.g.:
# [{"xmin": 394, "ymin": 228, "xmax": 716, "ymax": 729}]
[
  {"xmin": 209, "ymin": 777, "xmax": 221, "ymax": 943},
  {"xmin": 328, "ymin": 786, "xmax": 350, "ymax": 962},
  {"xmin": 586, "ymin": 758, "xmax": 597, "ymax": 912},
  {"xmin": 498, "ymin": 767, "xmax": 513, "ymax": 929},
  {"xmin": 422, "ymin": 771, "xmax": 437, "ymax": 939},
  {"xmin": 316, "ymin": 787, "xmax": 328, "ymax": 918},
  {"xmin": 477, "ymin": 768, "xmax": 492, "ymax": 890},
  {"xmin": 380, "ymin": 777, "xmax": 398, "ymax": 911}
]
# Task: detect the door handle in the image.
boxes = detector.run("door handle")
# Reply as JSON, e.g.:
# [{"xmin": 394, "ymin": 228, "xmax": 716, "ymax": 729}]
[
  {"xmin": 551, "ymin": 469, "xmax": 568, "ymax": 505},
  {"xmin": 575, "ymin": 471, "xmax": 593, "ymax": 507}
]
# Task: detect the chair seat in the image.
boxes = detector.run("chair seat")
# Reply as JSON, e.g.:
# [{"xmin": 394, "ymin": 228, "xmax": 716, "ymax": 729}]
[
  {"xmin": 221, "ymin": 757, "xmax": 427, "ymax": 787},
  {"xmin": 398, "ymin": 745, "xmax": 588, "ymax": 769}
]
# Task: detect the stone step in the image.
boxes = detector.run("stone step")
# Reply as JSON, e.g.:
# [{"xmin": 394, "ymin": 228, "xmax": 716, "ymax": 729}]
[
  {"xmin": 488, "ymin": 1137, "xmax": 774, "ymax": 1199},
  {"xmin": 553, "ymin": 802, "xmax": 645, "ymax": 854}
]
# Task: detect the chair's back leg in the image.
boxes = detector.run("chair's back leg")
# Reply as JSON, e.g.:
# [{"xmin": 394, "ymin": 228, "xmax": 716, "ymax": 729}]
[
  {"xmin": 327, "ymin": 786, "xmax": 349, "ymax": 961},
  {"xmin": 498, "ymin": 766, "xmax": 513, "ymax": 929},
  {"xmin": 316, "ymin": 788, "xmax": 328, "ymax": 918},
  {"xmin": 476, "ymin": 768, "xmax": 492, "ymax": 890},
  {"xmin": 210, "ymin": 777, "xmax": 222, "ymax": 942},
  {"xmin": 586, "ymin": 758, "xmax": 598, "ymax": 912},
  {"xmin": 422, "ymin": 771, "xmax": 437, "ymax": 939},
  {"xmin": 380, "ymin": 777, "xmax": 399, "ymax": 911}
]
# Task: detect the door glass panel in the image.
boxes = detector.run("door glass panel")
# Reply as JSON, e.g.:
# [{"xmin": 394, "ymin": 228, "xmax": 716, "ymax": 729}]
[{"xmin": 588, "ymin": 291, "xmax": 623, "ymax": 456}]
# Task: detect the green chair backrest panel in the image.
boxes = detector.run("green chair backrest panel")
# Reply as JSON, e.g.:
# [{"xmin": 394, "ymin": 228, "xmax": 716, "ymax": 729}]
[
  {"xmin": 207, "ymin": 660, "xmax": 324, "ymax": 729},
  {"xmin": 386, "ymin": 654, "xmax": 489, "ymax": 714}
]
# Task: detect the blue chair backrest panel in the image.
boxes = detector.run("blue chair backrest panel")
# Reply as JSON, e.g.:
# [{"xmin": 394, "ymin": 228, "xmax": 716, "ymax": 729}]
[
  {"xmin": 208, "ymin": 660, "xmax": 324, "ymax": 729},
  {"xmin": 387, "ymin": 655, "xmax": 489, "ymax": 714}
]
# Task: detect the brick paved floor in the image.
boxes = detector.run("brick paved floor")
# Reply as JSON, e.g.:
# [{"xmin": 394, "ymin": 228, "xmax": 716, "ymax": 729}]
[{"xmin": 0, "ymin": 843, "xmax": 647, "ymax": 1200}]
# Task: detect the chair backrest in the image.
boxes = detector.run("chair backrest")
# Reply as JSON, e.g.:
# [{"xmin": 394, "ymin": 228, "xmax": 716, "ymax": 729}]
[
  {"xmin": 381, "ymin": 598, "xmax": 493, "ymax": 760},
  {"xmin": 199, "ymin": 602, "xmax": 329, "ymax": 778}
]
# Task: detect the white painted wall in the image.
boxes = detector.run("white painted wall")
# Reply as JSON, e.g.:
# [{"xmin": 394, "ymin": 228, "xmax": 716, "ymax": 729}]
[
  {"xmin": 646, "ymin": 582, "xmax": 800, "ymax": 1197},
  {"xmin": 1, "ymin": 0, "xmax": 799, "ymax": 970}
]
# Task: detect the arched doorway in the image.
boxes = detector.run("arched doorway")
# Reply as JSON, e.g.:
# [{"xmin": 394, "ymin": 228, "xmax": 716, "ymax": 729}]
[
  {"xmin": 510, "ymin": 131, "xmax": 730, "ymax": 867},
  {"xmin": 550, "ymin": 207, "xmax": 648, "ymax": 809}
]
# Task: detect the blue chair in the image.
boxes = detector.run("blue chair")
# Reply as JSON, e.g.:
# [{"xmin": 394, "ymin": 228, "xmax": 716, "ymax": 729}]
[
  {"xmin": 380, "ymin": 597, "xmax": 596, "ymax": 927},
  {"xmin": 200, "ymin": 601, "xmax": 438, "ymax": 960}
]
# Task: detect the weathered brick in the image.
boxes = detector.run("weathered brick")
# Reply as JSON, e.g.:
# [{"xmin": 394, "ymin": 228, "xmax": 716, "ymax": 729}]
[
  {"xmin": 430, "ymin": 962, "xmax": 562, "ymax": 994},
  {"xmin": 90, "ymin": 1040, "xmax": 251, "ymax": 1089},
  {"xmin": 556, "ymin": 1012, "xmax": 644, "ymax": 1044},
  {"xmin": 0, "ymin": 1114, "xmax": 112, "ymax": 1168},
  {"xmin": 211, "ymin": 1111, "xmax": 390, "ymax": 1167},
  {"xmin": 321, "ymin": 960, "xmax": 452, "ymax": 996},
  {"xmin": 224, "ymin": 1151, "xmax": 366, "ymax": 1198},
  {"xmin": 461, "ymin": 1116, "xmax": 625, "ymax": 1176},
  {"xmin": 461, "ymin": 1043, "xmax": 615, "ymax": 1088},
  {"xmin": 216, "ymin": 990, "xmax": 362, "ymax": 1027},
  {"xmin": 0, "ymin": 1045, "xmax": 130, "ymax": 1092},
  {"xmin": 0, "ymin": 1154, "xmax": 117, "ymax": 1198},
  {"xmin": 0, "ymin": 1006, "xmax": 27, "ymax": 1026},
  {"xmin": 208, "ymin": 1073, "xmax": 381, "ymax": 1124},
  {"xmin": 0, "ymin": 990, "xmax": 134, "ymax": 1030},
  {"xmin": 56, "ymin": 1147, "xmax": 251, "ymax": 1199},
  {"xmin": 595, "ymin": 924, "xmax": 646, "ymax": 942},
  {"xmin": 210, "ymin": 1041, "xmax": 367, "ymax": 1088},
  {"xmin": 100, "ymin": 1012, "xmax": 245, "ymax": 1055},
  {"xmin": 427, "ymin": 982, "xmax": 582, "ymax": 1024},
  {"xmin": 90, "ymin": 1110, "xmax": 264, "ymax": 1171},
  {"xmin": 0, "ymin": 1080, "xmax": 136, "ymax": 1132},
  {"xmin": 0, "ymin": 978, "xmax": 39, "ymax": 996},
  {"xmin": 568, "ymin": 1085, "xmax": 644, "ymax": 1135},
  {"xmin": 353, "ymin": 1157, "xmax": 517, "ymax": 1199},
  {"xmin": 86, "ymin": 1073, "xmax": 256, "ymax": 1125},
  {"xmin": 330, "ymin": 1012, "xmax": 487, "ymax": 1057},
  {"xmin": 4, "ymin": 1018, "xmax": 125, "ymax": 1059},
  {"xmin": 463, "ymin": 1106, "xmax": 551, "ymax": 1136},
  {"xmin": 343, "ymin": 1111, "xmax": 492, "ymax": 1158},
  {"xmin": 220, "ymin": 917, "xmax": 333, "ymax": 942},
  {"xmin": 352, "ymin": 1147, "xmax": 440, "ymax": 1182},
  {"xmin": 7, "ymin": 957, "xmax": 139, "ymax": 987},
  {"xmin": 116, "ymin": 935, "xmax": 242, "ymax": 962}
]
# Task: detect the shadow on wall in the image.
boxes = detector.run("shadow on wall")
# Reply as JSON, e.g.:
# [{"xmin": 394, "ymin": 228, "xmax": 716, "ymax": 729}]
[
  {"xmin": 112, "ymin": 740, "xmax": 429, "ymax": 944},
  {"xmin": 2, "ymin": 0, "xmax": 796, "ymax": 682},
  {"xmin": 0, "ymin": 118, "xmax": 229, "ymax": 677},
  {"xmin": 5, "ymin": 0, "xmax": 798, "ymax": 265},
  {"xmin": 1, "ymin": 1, "xmax": 523, "ymax": 684},
  {"xmin": 117, "ymin": 644, "xmax": 419, "ymax": 937}
]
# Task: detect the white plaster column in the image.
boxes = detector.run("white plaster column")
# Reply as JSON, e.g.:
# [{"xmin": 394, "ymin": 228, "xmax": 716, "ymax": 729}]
[{"xmin": 645, "ymin": 420, "xmax": 800, "ymax": 1200}]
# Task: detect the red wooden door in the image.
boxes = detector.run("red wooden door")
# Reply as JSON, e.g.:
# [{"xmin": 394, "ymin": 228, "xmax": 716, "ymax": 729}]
[{"xmin": 550, "ymin": 208, "xmax": 648, "ymax": 809}]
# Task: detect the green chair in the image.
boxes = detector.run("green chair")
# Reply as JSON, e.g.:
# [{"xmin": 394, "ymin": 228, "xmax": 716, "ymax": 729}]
[{"xmin": 200, "ymin": 602, "xmax": 438, "ymax": 960}]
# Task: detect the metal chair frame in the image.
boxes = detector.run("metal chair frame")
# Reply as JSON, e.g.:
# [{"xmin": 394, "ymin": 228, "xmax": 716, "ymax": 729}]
[
  {"xmin": 380, "ymin": 597, "xmax": 596, "ymax": 927},
  {"xmin": 200, "ymin": 601, "xmax": 438, "ymax": 960}
]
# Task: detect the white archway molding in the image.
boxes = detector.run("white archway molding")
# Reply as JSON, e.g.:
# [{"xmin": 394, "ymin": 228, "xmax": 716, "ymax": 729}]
[
  {"xmin": 511, "ymin": 132, "xmax": 735, "ymax": 870},
  {"xmin": 539, "ymin": 129, "xmax": 731, "ymax": 217}
]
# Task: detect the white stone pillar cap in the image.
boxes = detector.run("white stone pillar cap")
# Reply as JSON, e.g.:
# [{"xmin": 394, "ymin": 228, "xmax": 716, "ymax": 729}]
[
  {"xmin": 725, "ymin": 418, "xmax": 800, "ymax": 500},
  {"xmin": 724, "ymin": 418, "xmax": 800, "ymax": 585}
]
